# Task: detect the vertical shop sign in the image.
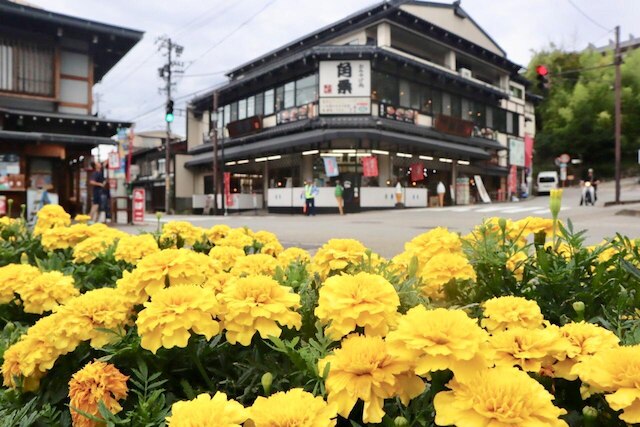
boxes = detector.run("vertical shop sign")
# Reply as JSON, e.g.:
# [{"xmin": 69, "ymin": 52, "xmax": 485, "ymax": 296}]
[
  {"xmin": 508, "ymin": 165, "xmax": 518, "ymax": 195},
  {"xmin": 361, "ymin": 156, "xmax": 379, "ymax": 177},
  {"xmin": 132, "ymin": 188, "xmax": 145, "ymax": 224},
  {"xmin": 323, "ymin": 157, "xmax": 339, "ymax": 177},
  {"xmin": 224, "ymin": 172, "xmax": 233, "ymax": 207},
  {"xmin": 410, "ymin": 162, "xmax": 424, "ymax": 182}
]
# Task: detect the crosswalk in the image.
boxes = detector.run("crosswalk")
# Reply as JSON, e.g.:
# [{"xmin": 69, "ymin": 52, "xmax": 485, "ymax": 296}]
[{"xmin": 424, "ymin": 205, "xmax": 572, "ymax": 216}]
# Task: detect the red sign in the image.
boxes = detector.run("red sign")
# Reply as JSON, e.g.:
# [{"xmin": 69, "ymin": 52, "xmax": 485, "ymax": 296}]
[
  {"xmin": 224, "ymin": 172, "xmax": 233, "ymax": 207},
  {"xmin": 434, "ymin": 114, "xmax": 474, "ymax": 138},
  {"xmin": 132, "ymin": 188, "xmax": 145, "ymax": 224},
  {"xmin": 558, "ymin": 153, "xmax": 571, "ymax": 164},
  {"xmin": 508, "ymin": 165, "xmax": 518, "ymax": 195},
  {"xmin": 410, "ymin": 162, "xmax": 425, "ymax": 182},
  {"xmin": 361, "ymin": 156, "xmax": 378, "ymax": 177},
  {"xmin": 525, "ymin": 134, "xmax": 534, "ymax": 168}
]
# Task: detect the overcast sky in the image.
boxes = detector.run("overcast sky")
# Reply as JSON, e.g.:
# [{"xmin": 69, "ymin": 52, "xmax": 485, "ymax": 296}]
[{"xmin": 33, "ymin": 0, "xmax": 639, "ymax": 135}]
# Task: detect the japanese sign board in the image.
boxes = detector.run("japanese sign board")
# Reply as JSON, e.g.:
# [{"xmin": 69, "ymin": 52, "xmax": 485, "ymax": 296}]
[
  {"xmin": 410, "ymin": 162, "xmax": 424, "ymax": 182},
  {"xmin": 508, "ymin": 138, "xmax": 525, "ymax": 167},
  {"xmin": 276, "ymin": 103, "xmax": 316, "ymax": 124},
  {"xmin": 508, "ymin": 165, "xmax": 518, "ymax": 194},
  {"xmin": 319, "ymin": 60, "xmax": 371, "ymax": 115},
  {"xmin": 108, "ymin": 151, "xmax": 120, "ymax": 170},
  {"xmin": 379, "ymin": 104, "xmax": 417, "ymax": 124},
  {"xmin": 323, "ymin": 157, "xmax": 339, "ymax": 177},
  {"xmin": 132, "ymin": 188, "xmax": 145, "ymax": 224},
  {"xmin": 361, "ymin": 156, "xmax": 379, "ymax": 177},
  {"xmin": 224, "ymin": 172, "xmax": 233, "ymax": 207}
]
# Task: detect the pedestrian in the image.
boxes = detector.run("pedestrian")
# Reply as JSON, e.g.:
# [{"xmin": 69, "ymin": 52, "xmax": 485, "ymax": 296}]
[
  {"xmin": 304, "ymin": 179, "xmax": 318, "ymax": 216},
  {"xmin": 585, "ymin": 168, "xmax": 599, "ymax": 202},
  {"xmin": 88, "ymin": 161, "xmax": 105, "ymax": 223},
  {"xmin": 100, "ymin": 178, "xmax": 111, "ymax": 222},
  {"xmin": 395, "ymin": 180, "xmax": 403, "ymax": 205},
  {"xmin": 334, "ymin": 180, "xmax": 344, "ymax": 215},
  {"xmin": 437, "ymin": 181, "xmax": 446, "ymax": 207}
]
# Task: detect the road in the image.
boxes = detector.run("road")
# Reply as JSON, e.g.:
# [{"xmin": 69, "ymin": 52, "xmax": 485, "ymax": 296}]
[{"xmin": 121, "ymin": 178, "xmax": 640, "ymax": 258}]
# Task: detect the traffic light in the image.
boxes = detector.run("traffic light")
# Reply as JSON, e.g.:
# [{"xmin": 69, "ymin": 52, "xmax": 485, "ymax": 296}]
[
  {"xmin": 165, "ymin": 100, "xmax": 174, "ymax": 123},
  {"xmin": 536, "ymin": 65, "xmax": 549, "ymax": 91}
]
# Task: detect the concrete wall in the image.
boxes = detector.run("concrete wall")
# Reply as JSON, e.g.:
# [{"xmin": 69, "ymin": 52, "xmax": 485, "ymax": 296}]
[
  {"xmin": 187, "ymin": 108, "xmax": 206, "ymax": 151},
  {"xmin": 175, "ymin": 154, "xmax": 194, "ymax": 198}
]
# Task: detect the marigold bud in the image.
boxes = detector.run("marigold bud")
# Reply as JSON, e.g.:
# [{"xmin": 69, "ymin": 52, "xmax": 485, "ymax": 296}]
[
  {"xmin": 261, "ymin": 372, "xmax": 273, "ymax": 395},
  {"xmin": 583, "ymin": 405, "xmax": 598, "ymax": 419},
  {"xmin": 394, "ymin": 416, "xmax": 409, "ymax": 426},
  {"xmin": 549, "ymin": 189, "xmax": 563, "ymax": 220},
  {"xmin": 20, "ymin": 252, "xmax": 29, "ymax": 264},
  {"xmin": 572, "ymin": 301, "xmax": 585, "ymax": 313}
]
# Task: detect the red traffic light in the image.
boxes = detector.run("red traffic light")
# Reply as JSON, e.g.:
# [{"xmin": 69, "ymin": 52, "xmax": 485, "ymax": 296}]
[{"xmin": 536, "ymin": 65, "xmax": 549, "ymax": 76}]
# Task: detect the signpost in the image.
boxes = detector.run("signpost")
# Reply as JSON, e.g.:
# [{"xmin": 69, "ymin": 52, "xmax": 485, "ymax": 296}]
[{"xmin": 132, "ymin": 188, "xmax": 145, "ymax": 224}]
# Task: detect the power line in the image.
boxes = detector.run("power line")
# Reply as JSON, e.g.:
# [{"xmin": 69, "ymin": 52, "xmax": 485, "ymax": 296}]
[
  {"xmin": 173, "ymin": 0, "xmax": 248, "ymax": 40},
  {"xmin": 184, "ymin": 0, "xmax": 279, "ymax": 72},
  {"xmin": 566, "ymin": 0, "xmax": 612, "ymax": 32},
  {"xmin": 178, "ymin": 70, "xmax": 228, "ymax": 78}
]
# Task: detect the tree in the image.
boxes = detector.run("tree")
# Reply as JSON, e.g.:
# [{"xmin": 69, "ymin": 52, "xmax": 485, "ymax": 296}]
[{"xmin": 526, "ymin": 45, "xmax": 640, "ymax": 177}]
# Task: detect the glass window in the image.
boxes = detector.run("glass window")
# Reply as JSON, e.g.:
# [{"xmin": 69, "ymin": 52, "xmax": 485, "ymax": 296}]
[
  {"xmin": 247, "ymin": 96, "xmax": 255, "ymax": 117},
  {"xmin": 442, "ymin": 93, "xmax": 451, "ymax": 116},
  {"xmin": 399, "ymin": 80, "xmax": 411, "ymax": 107},
  {"xmin": 223, "ymin": 105, "xmax": 230, "ymax": 127},
  {"xmin": 495, "ymin": 108, "xmax": 506, "ymax": 132},
  {"xmin": 474, "ymin": 101, "xmax": 485, "ymax": 127},
  {"xmin": 485, "ymin": 106, "xmax": 494, "ymax": 129},
  {"xmin": 264, "ymin": 89, "xmax": 274, "ymax": 115},
  {"xmin": 255, "ymin": 92, "xmax": 264, "ymax": 116},
  {"xmin": 371, "ymin": 72, "xmax": 398, "ymax": 105},
  {"xmin": 217, "ymin": 107, "xmax": 223, "ymax": 130},
  {"xmin": 512, "ymin": 113, "xmax": 520, "ymax": 135},
  {"xmin": 238, "ymin": 98, "xmax": 247, "ymax": 120},
  {"xmin": 431, "ymin": 89, "xmax": 442, "ymax": 115},
  {"xmin": 510, "ymin": 85, "xmax": 523, "ymax": 99},
  {"xmin": 295, "ymin": 74, "xmax": 318, "ymax": 105},
  {"xmin": 284, "ymin": 82, "xmax": 295, "ymax": 108},
  {"xmin": 409, "ymin": 82, "xmax": 421, "ymax": 110},
  {"xmin": 420, "ymin": 86, "xmax": 433, "ymax": 114},
  {"xmin": 230, "ymin": 102, "xmax": 238, "ymax": 122},
  {"xmin": 506, "ymin": 111, "xmax": 513, "ymax": 134},
  {"xmin": 275, "ymin": 86, "xmax": 284, "ymax": 112},
  {"xmin": 450, "ymin": 94, "xmax": 461, "ymax": 118},
  {"xmin": 461, "ymin": 98, "xmax": 473, "ymax": 120}
]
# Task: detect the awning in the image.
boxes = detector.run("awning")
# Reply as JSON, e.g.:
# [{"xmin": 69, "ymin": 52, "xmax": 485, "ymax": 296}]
[
  {"xmin": 185, "ymin": 127, "xmax": 490, "ymax": 167},
  {"xmin": 0, "ymin": 130, "xmax": 116, "ymax": 146}
]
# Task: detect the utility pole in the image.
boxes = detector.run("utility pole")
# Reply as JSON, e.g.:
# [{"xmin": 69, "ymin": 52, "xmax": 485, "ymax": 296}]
[
  {"xmin": 212, "ymin": 91, "xmax": 219, "ymax": 215},
  {"xmin": 157, "ymin": 36, "xmax": 183, "ymax": 214},
  {"xmin": 614, "ymin": 25, "xmax": 622, "ymax": 204}
]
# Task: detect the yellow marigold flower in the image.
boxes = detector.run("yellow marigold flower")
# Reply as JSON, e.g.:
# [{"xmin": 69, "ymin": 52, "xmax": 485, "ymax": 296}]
[
  {"xmin": 166, "ymin": 392, "xmax": 248, "ymax": 426},
  {"xmin": 404, "ymin": 227, "xmax": 462, "ymax": 262},
  {"xmin": 231, "ymin": 253, "xmax": 279, "ymax": 277},
  {"xmin": 513, "ymin": 216, "xmax": 555, "ymax": 238},
  {"xmin": 116, "ymin": 249, "xmax": 220, "ymax": 303},
  {"xmin": 41, "ymin": 224, "xmax": 94, "ymax": 251},
  {"xmin": 33, "ymin": 204, "xmax": 71, "ymax": 235},
  {"xmin": 253, "ymin": 230, "xmax": 283, "ymax": 257},
  {"xmin": 72, "ymin": 234, "xmax": 119, "ymax": 264},
  {"xmin": 136, "ymin": 285, "xmax": 221, "ymax": 354},
  {"xmin": 551, "ymin": 321, "xmax": 620, "ymax": 380},
  {"xmin": 389, "ymin": 251, "xmax": 414, "ymax": 278},
  {"xmin": 160, "ymin": 221, "xmax": 206, "ymax": 247},
  {"xmin": 206, "ymin": 224, "xmax": 232, "ymax": 244},
  {"xmin": 419, "ymin": 253, "xmax": 476, "ymax": 300},
  {"xmin": 277, "ymin": 247, "xmax": 311, "ymax": 268},
  {"xmin": 490, "ymin": 325, "xmax": 568, "ymax": 372},
  {"xmin": 319, "ymin": 334, "xmax": 424, "ymax": 423},
  {"xmin": 18, "ymin": 271, "xmax": 79, "ymax": 314},
  {"xmin": 481, "ymin": 296, "xmax": 544, "ymax": 332},
  {"xmin": 74, "ymin": 214, "xmax": 91, "ymax": 223},
  {"xmin": 572, "ymin": 345, "xmax": 640, "ymax": 423},
  {"xmin": 506, "ymin": 250, "xmax": 528, "ymax": 281},
  {"xmin": 315, "ymin": 272, "xmax": 399, "ymax": 340},
  {"xmin": 0, "ymin": 263, "xmax": 41, "ymax": 304},
  {"xmin": 386, "ymin": 306, "xmax": 491, "ymax": 382},
  {"xmin": 55, "ymin": 288, "xmax": 135, "ymax": 349},
  {"xmin": 434, "ymin": 367, "xmax": 568, "ymax": 427},
  {"xmin": 1, "ymin": 338, "xmax": 45, "ymax": 391},
  {"xmin": 114, "ymin": 234, "xmax": 160, "ymax": 264},
  {"xmin": 69, "ymin": 360, "xmax": 128, "ymax": 427},
  {"xmin": 209, "ymin": 245, "xmax": 246, "ymax": 271},
  {"xmin": 216, "ymin": 227, "xmax": 254, "ymax": 249},
  {"xmin": 248, "ymin": 388, "xmax": 337, "ymax": 427},
  {"xmin": 219, "ymin": 275, "xmax": 301, "ymax": 345},
  {"xmin": 310, "ymin": 238, "xmax": 368, "ymax": 280}
]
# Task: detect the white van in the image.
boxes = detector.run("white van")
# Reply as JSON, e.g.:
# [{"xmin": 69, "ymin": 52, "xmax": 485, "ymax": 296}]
[{"xmin": 536, "ymin": 171, "xmax": 559, "ymax": 195}]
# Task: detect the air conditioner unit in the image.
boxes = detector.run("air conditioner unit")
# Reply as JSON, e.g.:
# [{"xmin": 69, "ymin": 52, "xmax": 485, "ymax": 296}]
[{"xmin": 459, "ymin": 68, "xmax": 472, "ymax": 78}]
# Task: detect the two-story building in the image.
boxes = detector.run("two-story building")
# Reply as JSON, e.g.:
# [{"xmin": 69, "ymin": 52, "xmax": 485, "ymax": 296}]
[
  {"xmin": 0, "ymin": 0, "xmax": 143, "ymax": 217},
  {"xmin": 185, "ymin": 0, "xmax": 536, "ymax": 213}
]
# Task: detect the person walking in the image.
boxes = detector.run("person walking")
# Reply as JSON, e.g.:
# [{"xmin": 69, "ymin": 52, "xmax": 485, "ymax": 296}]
[
  {"xmin": 437, "ymin": 181, "xmax": 446, "ymax": 207},
  {"xmin": 304, "ymin": 179, "xmax": 318, "ymax": 216},
  {"xmin": 88, "ymin": 161, "xmax": 105, "ymax": 223},
  {"xmin": 334, "ymin": 180, "xmax": 344, "ymax": 215}
]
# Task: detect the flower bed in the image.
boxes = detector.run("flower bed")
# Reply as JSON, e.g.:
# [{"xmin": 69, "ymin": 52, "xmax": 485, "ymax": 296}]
[{"xmin": 0, "ymin": 200, "xmax": 638, "ymax": 426}]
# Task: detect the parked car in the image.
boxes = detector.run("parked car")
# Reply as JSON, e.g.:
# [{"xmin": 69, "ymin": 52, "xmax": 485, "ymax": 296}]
[{"xmin": 536, "ymin": 171, "xmax": 559, "ymax": 195}]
